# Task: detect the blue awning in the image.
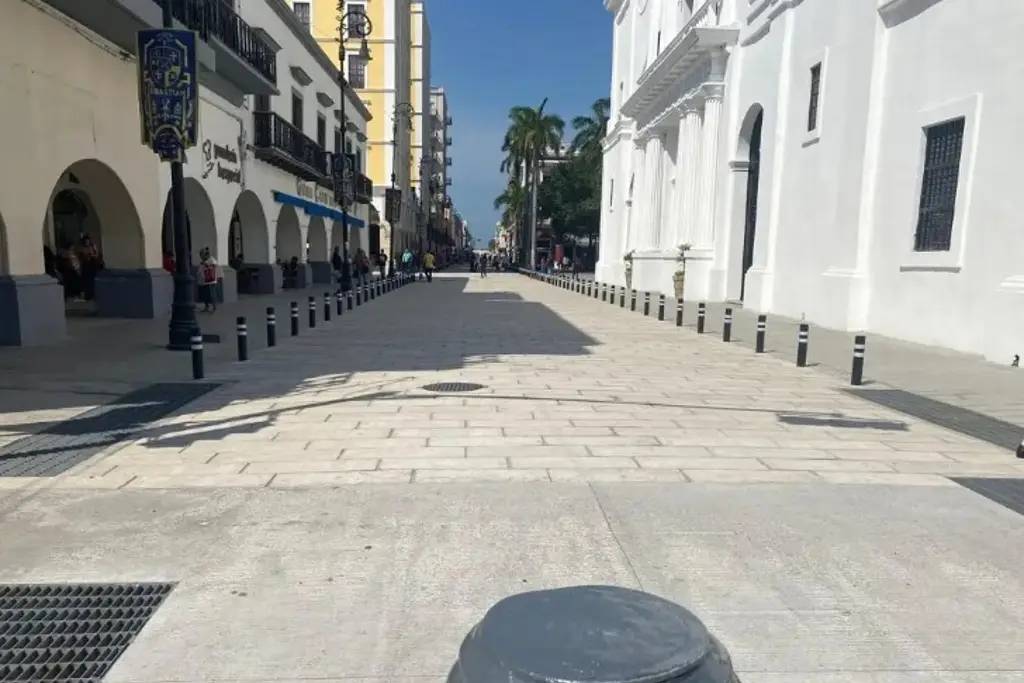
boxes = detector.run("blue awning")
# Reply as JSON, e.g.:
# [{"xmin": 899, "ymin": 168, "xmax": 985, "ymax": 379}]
[{"xmin": 272, "ymin": 191, "xmax": 365, "ymax": 228}]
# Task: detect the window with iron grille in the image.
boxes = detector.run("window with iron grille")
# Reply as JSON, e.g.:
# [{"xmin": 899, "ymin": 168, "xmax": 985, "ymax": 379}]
[
  {"xmin": 292, "ymin": 1, "xmax": 311, "ymax": 31},
  {"xmin": 914, "ymin": 117, "xmax": 965, "ymax": 252},
  {"xmin": 291, "ymin": 92, "xmax": 304, "ymax": 130},
  {"xmin": 317, "ymin": 114, "xmax": 326, "ymax": 148},
  {"xmin": 347, "ymin": 3, "xmax": 366, "ymax": 38},
  {"xmin": 807, "ymin": 63, "xmax": 822, "ymax": 132},
  {"xmin": 347, "ymin": 55, "xmax": 367, "ymax": 89}
]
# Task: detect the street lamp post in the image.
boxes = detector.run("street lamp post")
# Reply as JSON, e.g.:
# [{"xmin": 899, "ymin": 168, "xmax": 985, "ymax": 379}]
[
  {"xmin": 334, "ymin": 2, "xmax": 372, "ymax": 293},
  {"xmin": 161, "ymin": 0, "xmax": 198, "ymax": 350}
]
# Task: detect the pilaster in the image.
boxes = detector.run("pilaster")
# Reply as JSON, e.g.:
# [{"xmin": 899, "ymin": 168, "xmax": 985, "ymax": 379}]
[
  {"xmin": 695, "ymin": 85, "xmax": 724, "ymax": 248},
  {"xmin": 646, "ymin": 132, "xmax": 666, "ymax": 249},
  {"xmin": 675, "ymin": 104, "xmax": 703, "ymax": 247}
]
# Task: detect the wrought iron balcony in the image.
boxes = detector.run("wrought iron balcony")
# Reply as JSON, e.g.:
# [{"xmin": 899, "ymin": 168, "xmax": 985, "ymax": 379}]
[
  {"xmin": 43, "ymin": 0, "xmax": 278, "ymax": 95},
  {"xmin": 253, "ymin": 112, "xmax": 329, "ymax": 182},
  {"xmin": 353, "ymin": 173, "xmax": 373, "ymax": 205}
]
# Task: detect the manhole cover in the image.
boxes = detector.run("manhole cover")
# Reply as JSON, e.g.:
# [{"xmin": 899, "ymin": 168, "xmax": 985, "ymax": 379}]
[
  {"xmin": 0, "ymin": 582, "xmax": 175, "ymax": 682},
  {"xmin": 421, "ymin": 382, "xmax": 486, "ymax": 393}
]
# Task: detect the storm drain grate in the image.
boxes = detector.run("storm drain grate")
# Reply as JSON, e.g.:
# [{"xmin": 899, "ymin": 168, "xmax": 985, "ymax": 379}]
[
  {"xmin": 845, "ymin": 388, "xmax": 1022, "ymax": 451},
  {"xmin": 0, "ymin": 582, "xmax": 175, "ymax": 683},
  {"xmin": 421, "ymin": 382, "xmax": 486, "ymax": 393},
  {"xmin": 0, "ymin": 383, "xmax": 220, "ymax": 477},
  {"xmin": 951, "ymin": 477, "xmax": 1024, "ymax": 517}
]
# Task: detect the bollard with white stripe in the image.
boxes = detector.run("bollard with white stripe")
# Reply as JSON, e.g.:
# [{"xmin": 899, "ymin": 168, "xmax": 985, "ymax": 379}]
[
  {"xmin": 850, "ymin": 334, "xmax": 866, "ymax": 385},
  {"xmin": 266, "ymin": 307, "xmax": 276, "ymax": 347},
  {"xmin": 290, "ymin": 301, "xmax": 300, "ymax": 336},
  {"xmin": 620, "ymin": 288, "xmax": 625, "ymax": 308},
  {"xmin": 722, "ymin": 308, "xmax": 733, "ymax": 342},
  {"xmin": 697, "ymin": 303, "xmax": 706, "ymax": 333},
  {"xmin": 631, "ymin": 289, "xmax": 637, "ymax": 311},
  {"xmin": 675, "ymin": 299, "xmax": 683, "ymax": 326},
  {"xmin": 657, "ymin": 294, "xmax": 665, "ymax": 321},
  {"xmin": 347, "ymin": 290, "xmax": 354, "ymax": 310},
  {"xmin": 191, "ymin": 328, "xmax": 204, "ymax": 379},
  {"xmin": 324, "ymin": 292, "xmax": 331, "ymax": 321},
  {"xmin": 609, "ymin": 285, "xmax": 616, "ymax": 306},
  {"xmin": 308, "ymin": 296, "xmax": 316, "ymax": 328},
  {"xmin": 643, "ymin": 291, "xmax": 651, "ymax": 316},
  {"xmin": 601, "ymin": 283, "xmax": 608, "ymax": 302},
  {"xmin": 236, "ymin": 316, "xmax": 248, "ymax": 361},
  {"xmin": 796, "ymin": 323, "xmax": 809, "ymax": 367},
  {"xmin": 755, "ymin": 314, "xmax": 766, "ymax": 353},
  {"xmin": 336, "ymin": 291, "xmax": 344, "ymax": 316}
]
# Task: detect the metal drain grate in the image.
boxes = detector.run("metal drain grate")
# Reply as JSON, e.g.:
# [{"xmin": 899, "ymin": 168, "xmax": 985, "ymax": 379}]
[
  {"xmin": 0, "ymin": 582, "xmax": 175, "ymax": 682},
  {"xmin": 0, "ymin": 383, "xmax": 220, "ymax": 477},
  {"xmin": 845, "ymin": 389, "xmax": 1022, "ymax": 451},
  {"xmin": 421, "ymin": 382, "xmax": 486, "ymax": 393},
  {"xmin": 951, "ymin": 477, "xmax": 1024, "ymax": 517}
]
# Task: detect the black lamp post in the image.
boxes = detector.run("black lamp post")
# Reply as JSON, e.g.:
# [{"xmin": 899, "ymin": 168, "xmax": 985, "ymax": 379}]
[
  {"xmin": 335, "ymin": 2, "xmax": 372, "ymax": 292},
  {"xmin": 162, "ymin": 0, "xmax": 198, "ymax": 351}
]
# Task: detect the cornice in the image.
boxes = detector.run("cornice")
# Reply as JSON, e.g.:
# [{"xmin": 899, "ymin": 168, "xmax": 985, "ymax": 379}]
[{"xmin": 877, "ymin": 0, "xmax": 945, "ymax": 27}]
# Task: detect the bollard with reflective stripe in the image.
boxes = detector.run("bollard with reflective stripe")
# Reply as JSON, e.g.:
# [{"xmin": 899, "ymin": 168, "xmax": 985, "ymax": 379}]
[
  {"xmin": 290, "ymin": 301, "xmax": 299, "ymax": 336},
  {"xmin": 723, "ymin": 308, "xmax": 733, "ymax": 342},
  {"xmin": 631, "ymin": 289, "xmax": 637, "ymax": 311},
  {"xmin": 609, "ymin": 285, "xmax": 616, "ymax": 306},
  {"xmin": 676, "ymin": 299, "xmax": 684, "ymax": 326},
  {"xmin": 355, "ymin": 287, "xmax": 362, "ymax": 306},
  {"xmin": 336, "ymin": 291, "xmax": 344, "ymax": 316},
  {"xmin": 236, "ymin": 316, "xmax": 248, "ymax": 361},
  {"xmin": 308, "ymin": 296, "xmax": 316, "ymax": 328},
  {"xmin": 643, "ymin": 291, "xmax": 651, "ymax": 316},
  {"xmin": 191, "ymin": 329, "xmax": 204, "ymax": 379},
  {"xmin": 266, "ymin": 307, "xmax": 276, "ymax": 347},
  {"xmin": 347, "ymin": 290, "xmax": 354, "ymax": 310},
  {"xmin": 697, "ymin": 303, "xmax": 706, "ymax": 333},
  {"xmin": 658, "ymin": 294, "xmax": 665, "ymax": 321},
  {"xmin": 620, "ymin": 288, "xmax": 625, "ymax": 307},
  {"xmin": 324, "ymin": 292, "xmax": 331, "ymax": 321},
  {"xmin": 850, "ymin": 334, "xmax": 866, "ymax": 385},
  {"xmin": 369, "ymin": 283, "xmax": 375, "ymax": 300},
  {"xmin": 601, "ymin": 283, "xmax": 607, "ymax": 302},
  {"xmin": 755, "ymin": 314, "xmax": 767, "ymax": 353},
  {"xmin": 796, "ymin": 323, "xmax": 809, "ymax": 367}
]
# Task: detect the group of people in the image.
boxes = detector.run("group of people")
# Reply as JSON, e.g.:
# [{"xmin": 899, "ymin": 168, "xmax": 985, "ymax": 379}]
[
  {"xmin": 44, "ymin": 236, "xmax": 104, "ymax": 302},
  {"xmin": 331, "ymin": 246, "xmax": 439, "ymax": 288}
]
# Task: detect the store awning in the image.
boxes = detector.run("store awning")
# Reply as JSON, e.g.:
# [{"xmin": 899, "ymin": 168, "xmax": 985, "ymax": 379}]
[{"xmin": 272, "ymin": 191, "xmax": 365, "ymax": 227}]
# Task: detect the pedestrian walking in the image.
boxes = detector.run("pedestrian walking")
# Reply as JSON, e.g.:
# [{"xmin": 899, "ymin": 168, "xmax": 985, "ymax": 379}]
[
  {"xmin": 422, "ymin": 250, "xmax": 436, "ymax": 282},
  {"xmin": 479, "ymin": 253, "xmax": 488, "ymax": 278}
]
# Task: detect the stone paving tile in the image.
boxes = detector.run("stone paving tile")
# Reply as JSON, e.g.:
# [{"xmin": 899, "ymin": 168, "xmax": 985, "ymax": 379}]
[{"xmin": 53, "ymin": 272, "xmax": 1024, "ymax": 487}]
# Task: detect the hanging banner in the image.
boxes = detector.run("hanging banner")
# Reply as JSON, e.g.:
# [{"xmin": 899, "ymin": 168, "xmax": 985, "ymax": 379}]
[
  {"xmin": 332, "ymin": 153, "xmax": 355, "ymax": 205},
  {"xmin": 385, "ymin": 188, "xmax": 402, "ymax": 223},
  {"xmin": 137, "ymin": 29, "xmax": 199, "ymax": 163}
]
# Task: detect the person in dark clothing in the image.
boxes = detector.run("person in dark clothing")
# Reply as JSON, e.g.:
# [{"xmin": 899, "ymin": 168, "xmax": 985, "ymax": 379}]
[{"xmin": 331, "ymin": 246, "xmax": 344, "ymax": 291}]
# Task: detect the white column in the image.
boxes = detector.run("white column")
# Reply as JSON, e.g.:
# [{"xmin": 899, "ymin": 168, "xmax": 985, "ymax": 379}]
[
  {"xmin": 675, "ymin": 106, "xmax": 702, "ymax": 246},
  {"xmin": 695, "ymin": 93, "xmax": 723, "ymax": 248},
  {"xmin": 646, "ymin": 132, "xmax": 666, "ymax": 249},
  {"xmin": 626, "ymin": 139, "xmax": 647, "ymax": 252}
]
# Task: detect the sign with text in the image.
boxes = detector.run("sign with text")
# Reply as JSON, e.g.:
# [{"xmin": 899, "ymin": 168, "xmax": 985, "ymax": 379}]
[
  {"xmin": 201, "ymin": 140, "xmax": 240, "ymax": 183},
  {"xmin": 296, "ymin": 179, "xmax": 339, "ymax": 209},
  {"xmin": 137, "ymin": 29, "xmax": 199, "ymax": 163}
]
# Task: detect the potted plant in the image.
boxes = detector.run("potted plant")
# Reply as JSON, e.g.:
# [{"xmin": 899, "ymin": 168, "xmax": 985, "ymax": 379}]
[
  {"xmin": 623, "ymin": 250, "xmax": 635, "ymax": 291},
  {"xmin": 672, "ymin": 243, "xmax": 691, "ymax": 300}
]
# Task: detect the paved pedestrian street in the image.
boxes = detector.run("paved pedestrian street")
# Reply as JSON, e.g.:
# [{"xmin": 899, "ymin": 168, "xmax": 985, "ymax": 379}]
[{"xmin": 0, "ymin": 271, "xmax": 1022, "ymax": 682}]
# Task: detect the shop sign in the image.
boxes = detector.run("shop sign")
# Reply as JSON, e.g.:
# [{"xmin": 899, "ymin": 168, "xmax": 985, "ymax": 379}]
[
  {"xmin": 201, "ymin": 139, "xmax": 241, "ymax": 184},
  {"xmin": 296, "ymin": 179, "xmax": 339, "ymax": 209}
]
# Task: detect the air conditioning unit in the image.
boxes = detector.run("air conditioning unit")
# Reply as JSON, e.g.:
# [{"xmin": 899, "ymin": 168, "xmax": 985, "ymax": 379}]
[
  {"xmin": 445, "ymin": 158, "xmax": 452, "ymax": 166},
  {"xmin": 445, "ymin": 137, "xmax": 452, "ymax": 146},
  {"xmin": 445, "ymin": 116, "xmax": 452, "ymax": 126}
]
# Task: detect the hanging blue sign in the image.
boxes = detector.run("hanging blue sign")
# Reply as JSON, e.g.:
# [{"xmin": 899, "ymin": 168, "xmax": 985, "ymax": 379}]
[{"xmin": 137, "ymin": 29, "xmax": 199, "ymax": 163}]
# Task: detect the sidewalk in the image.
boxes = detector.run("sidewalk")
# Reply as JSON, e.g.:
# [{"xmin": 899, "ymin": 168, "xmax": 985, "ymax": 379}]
[{"xmin": 0, "ymin": 271, "xmax": 1021, "ymax": 682}]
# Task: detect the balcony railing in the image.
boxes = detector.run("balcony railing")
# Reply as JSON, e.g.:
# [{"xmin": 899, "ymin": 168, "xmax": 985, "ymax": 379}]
[
  {"xmin": 354, "ymin": 173, "xmax": 373, "ymax": 204},
  {"xmin": 253, "ymin": 112, "xmax": 329, "ymax": 182},
  {"xmin": 171, "ymin": 0, "xmax": 277, "ymax": 86}
]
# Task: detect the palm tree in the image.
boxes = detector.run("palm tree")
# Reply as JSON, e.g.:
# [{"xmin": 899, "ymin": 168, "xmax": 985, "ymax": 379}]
[
  {"xmin": 569, "ymin": 97, "xmax": 611, "ymax": 166},
  {"xmin": 499, "ymin": 98, "xmax": 565, "ymax": 264},
  {"xmin": 493, "ymin": 180, "xmax": 526, "ymax": 227}
]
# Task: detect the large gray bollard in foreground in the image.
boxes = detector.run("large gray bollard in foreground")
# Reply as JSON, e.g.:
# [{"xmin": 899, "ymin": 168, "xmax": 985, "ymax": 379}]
[{"xmin": 448, "ymin": 585, "xmax": 738, "ymax": 683}]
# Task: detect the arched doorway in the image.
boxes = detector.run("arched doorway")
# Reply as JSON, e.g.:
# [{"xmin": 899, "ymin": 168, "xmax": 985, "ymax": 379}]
[
  {"xmin": 228, "ymin": 190, "xmax": 272, "ymax": 294},
  {"xmin": 306, "ymin": 216, "xmax": 330, "ymax": 283},
  {"xmin": 736, "ymin": 105, "xmax": 764, "ymax": 301},
  {"xmin": 161, "ymin": 177, "xmax": 217, "ymax": 267},
  {"xmin": 275, "ymin": 204, "xmax": 305, "ymax": 288},
  {"xmin": 44, "ymin": 160, "xmax": 145, "ymax": 316}
]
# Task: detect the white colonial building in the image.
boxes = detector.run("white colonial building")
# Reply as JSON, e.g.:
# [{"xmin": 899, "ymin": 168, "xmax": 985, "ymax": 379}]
[
  {"xmin": 0, "ymin": 0, "xmax": 372, "ymax": 345},
  {"xmin": 598, "ymin": 0, "xmax": 1024, "ymax": 362}
]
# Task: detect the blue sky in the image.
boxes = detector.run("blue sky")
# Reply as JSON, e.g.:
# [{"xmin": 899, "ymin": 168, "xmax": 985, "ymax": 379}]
[{"xmin": 430, "ymin": 0, "xmax": 612, "ymax": 246}]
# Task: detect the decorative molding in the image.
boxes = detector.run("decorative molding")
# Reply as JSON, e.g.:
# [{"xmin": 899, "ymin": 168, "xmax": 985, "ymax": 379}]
[
  {"xmin": 740, "ymin": 0, "xmax": 807, "ymax": 46},
  {"xmin": 728, "ymin": 159, "xmax": 750, "ymax": 171},
  {"xmin": 877, "ymin": 0, "xmax": 946, "ymax": 27}
]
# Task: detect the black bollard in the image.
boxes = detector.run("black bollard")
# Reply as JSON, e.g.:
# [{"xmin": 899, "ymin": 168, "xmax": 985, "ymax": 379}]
[
  {"xmin": 308, "ymin": 295, "xmax": 316, "ymax": 328},
  {"xmin": 755, "ymin": 314, "xmax": 766, "ymax": 353},
  {"xmin": 796, "ymin": 323, "xmax": 809, "ymax": 367},
  {"xmin": 631, "ymin": 289, "xmax": 637, "ymax": 311},
  {"xmin": 601, "ymin": 283, "xmax": 607, "ymax": 302},
  {"xmin": 347, "ymin": 290, "xmax": 354, "ymax": 310},
  {"xmin": 697, "ymin": 302, "xmax": 706, "ymax": 333},
  {"xmin": 609, "ymin": 285, "xmax": 616, "ymax": 306},
  {"xmin": 336, "ymin": 291, "xmax": 343, "ymax": 316},
  {"xmin": 850, "ymin": 334, "xmax": 866, "ymax": 385},
  {"xmin": 620, "ymin": 289, "xmax": 625, "ymax": 307},
  {"xmin": 676, "ymin": 299, "xmax": 684, "ymax": 326},
  {"xmin": 355, "ymin": 287, "xmax": 361, "ymax": 306},
  {"xmin": 446, "ymin": 585, "xmax": 737, "ymax": 683},
  {"xmin": 593, "ymin": 281, "xmax": 599, "ymax": 299},
  {"xmin": 324, "ymin": 292, "xmax": 331, "ymax": 321},
  {"xmin": 190, "ymin": 328, "xmax": 204, "ymax": 379},
  {"xmin": 369, "ymin": 283, "xmax": 375, "ymax": 300},
  {"xmin": 236, "ymin": 316, "xmax": 248, "ymax": 361},
  {"xmin": 290, "ymin": 301, "xmax": 299, "ymax": 336},
  {"xmin": 658, "ymin": 294, "xmax": 665, "ymax": 321},
  {"xmin": 266, "ymin": 307, "xmax": 276, "ymax": 347},
  {"xmin": 723, "ymin": 307, "xmax": 732, "ymax": 342},
  {"xmin": 643, "ymin": 291, "xmax": 650, "ymax": 316}
]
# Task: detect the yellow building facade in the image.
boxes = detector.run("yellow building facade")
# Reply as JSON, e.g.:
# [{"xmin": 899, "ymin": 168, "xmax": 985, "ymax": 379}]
[{"xmin": 308, "ymin": 0, "xmax": 413, "ymax": 256}]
